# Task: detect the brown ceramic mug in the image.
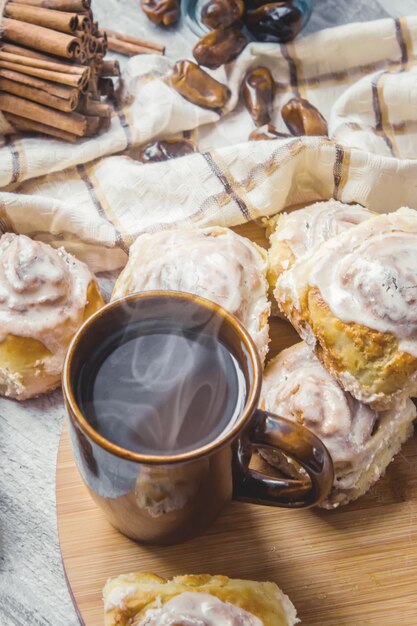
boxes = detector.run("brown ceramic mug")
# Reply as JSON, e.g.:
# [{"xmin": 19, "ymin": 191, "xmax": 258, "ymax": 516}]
[{"xmin": 63, "ymin": 291, "xmax": 333, "ymax": 545}]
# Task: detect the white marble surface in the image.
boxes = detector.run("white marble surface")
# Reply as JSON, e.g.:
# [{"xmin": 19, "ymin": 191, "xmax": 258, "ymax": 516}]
[{"xmin": 1, "ymin": 1, "xmax": 417, "ymax": 625}]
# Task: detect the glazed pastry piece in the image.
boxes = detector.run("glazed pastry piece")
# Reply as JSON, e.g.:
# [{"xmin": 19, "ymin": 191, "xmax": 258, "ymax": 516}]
[
  {"xmin": 275, "ymin": 207, "xmax": 417, "ymax": 409},
  {"xmin": 112, "ymin": 227, "xmax": 270, "ymax": 362},
  {"xmin": 0, "ymin": 233, "xmax": 103, "ymax": 400},
  {"xmin": 103, "ymin": 573, "xmax": 299, "ymax": 626},
  {"xmin": 260, "ymin": 343, "xmax": 416, "ymax": 508},
  {"xmin": 267, "ymin": 199, "xmax": 374, "ymax": 299}
]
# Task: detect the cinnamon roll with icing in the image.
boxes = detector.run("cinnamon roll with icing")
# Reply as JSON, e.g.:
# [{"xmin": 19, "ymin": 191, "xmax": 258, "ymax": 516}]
[
  {"xmin": 275, "ymin": 207, "xmax": 417, "ymax": 409},
  {"xmin": 0, "ymin": 233, "xmax": 103, "ymax": 400},
  {"xmin": 260, "ymin": 342, "xmax": 416, "ymax": 509},
  {"xmin": 267, "ymin": 199, "xmax": 374, "ymax": 301},
  {"xmin": 103, "ymin": 573, "xmax": 299, "ymax": 626},
  {"xmin": 112, "ymin": 227, "xmax": 270, "ymax": 362}
]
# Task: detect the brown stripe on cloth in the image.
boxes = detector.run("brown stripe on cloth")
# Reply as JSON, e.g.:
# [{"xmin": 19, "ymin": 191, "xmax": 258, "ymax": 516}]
[
  {"xmin": 281, "ymin": 43, "xmax": 301, "ymax": 97},
  {"xmin": 332, "ymin": 144, "xmax": 351, "ymax": 200},
  {"xmin": 371, "ymin": 72, "xmax": 398, "ymax": 157},
  {"xmin": 202, "ymin": 151, "xmax": 252, "ymax": 221},
  {"xmin": 76, "ymin": 163, "xmax": 130, "ymax": 253},
  {"xmin": 238, "ymin": 137, "xmax": 304, "ymax": 195},
  {"xmin": 282, "ymin": 56, "xmax": 417, "ymax": 92},
  {"xmin": 343, "ymin": 118, "xmax": 417, "ymax": 136},
  {"xmin": 395, "ymin": 18, "xmax": 409, "ymax": 68},
  {"xmin": 5, "ymin": 136, "xmax": 21, "ymax": 185},
  {"xmin": 398, "ymin": 17, "xmax": 414, "ymax": 70},
  {"xmin": 114, "ymin": 102, "xmax": 133, "ymax": 150}
]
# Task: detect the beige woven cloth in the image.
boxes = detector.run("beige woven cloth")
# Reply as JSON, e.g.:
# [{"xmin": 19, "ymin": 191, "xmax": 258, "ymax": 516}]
[{"xmin": 0, "ymin": 16, "xmax": 416, "ymax": 271}]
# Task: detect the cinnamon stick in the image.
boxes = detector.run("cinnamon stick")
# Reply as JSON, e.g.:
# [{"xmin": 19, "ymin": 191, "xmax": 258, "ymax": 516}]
[
  {"xmin": 0, "ymin": 67, "xmax": 80, "ymax": 101},
  {"xmin": 95, "ymin": 37, "xmax": 107, "ymax": 55},
  {"xmin": 0, "ymin": 76, "xmax": 78, "ymax": 111},
  {"xmin": 0, "ymin": 51, "xmax": 87, "ymax": 76},
  {"xmin": 77, "ymin": 14, "xmax": 91, "ymax": 32},
  {"xmin": 0, "ymin": 59, "xmax": 86, "ymax": 88},
  {"xmin": 8, "ymin": 0, "xmax": 90, "ymax": 10},
  {"xmin": 84, "ymin": 114, "xmax": 100, "ymax": 136},
  {"xmin": 98, "ymin": 77, "xmax": 114, "ymax": 98},
  {"xmin": 80, "ymin": 97, "xmax": 111, "ymax": 116},
  {"xmin": 74, "ymin": 30, "xmax": 87, "ymax": 45},
  {"xmin": 2, "ymin": 18, "xmax": 81, "ymax": 59},
  {"xmin": 107, "ymin": 37, "xmax": 162, "ymax": 56},
  {"xmin": 5, "ymin": 112, "xmax": 78, "ymax": 142},
  {"xmin": 104, "ymin": 29, "xmax": 165, "ymax": 54},
  {"xmin": 1, "ymin": 42, "xmax": 68, "ymax": 62},
  {"xmin": 0, "ymin": 93, "xmax": 87, "ymax": 135},
  {"xmin": 98, "ymin": 114, "xmax": 111, "ymax": 131},
  {"xmin": 5, "ymin": 4, "xmax": 79, "ymax": 34},
  {"xmin": 88, "ymin": 36, "xmax": 97, "ymax": 56},
  {"xmin": 99, "ymin": 59, "xmax": 120, "ymax": 77}
]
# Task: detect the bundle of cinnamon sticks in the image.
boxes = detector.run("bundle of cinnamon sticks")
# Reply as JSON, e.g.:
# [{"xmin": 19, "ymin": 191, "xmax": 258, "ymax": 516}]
[{"xmin": 0, "ymin": 0, "xmax": 164, "ymax": 142}]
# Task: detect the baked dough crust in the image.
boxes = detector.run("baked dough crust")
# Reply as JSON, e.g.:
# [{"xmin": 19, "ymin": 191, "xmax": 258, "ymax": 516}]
[
  {"xmin": 275, "ymin": 208, "xmax": 417, "ymax": 409},
  {"xmin": 103, "ymin": 573, "xmax": 299, "ymax": 626},
  {"xmin": 266, "ymin": 200, "xmax": 374, "ymax": 315},
  {"xmin": 0, "ymin": 235, "xmax": 104, "ymax": 400},
  {"xmin": 259, "ymin": 342, "xmax": 416, "ymax": 508},
  {"xmin": 112, "ymin": 226, "xmax": 271, "ymax": 363}
]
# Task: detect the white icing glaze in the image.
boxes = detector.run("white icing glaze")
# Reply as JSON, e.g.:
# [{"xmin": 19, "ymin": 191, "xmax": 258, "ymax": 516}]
[
  {"xmin": 261, "ymin": 342, "xmax": 416, "ymax": 493},
  {"xmin": 277, "ymin": 208, "xmax": 417, "ymax": 357},
  {"xmin": 0, "ymin": 233, "xmax": 96, "ymax": 392},
  {"xmin": 104, "ymin": 584, "xmax": 138, "ymax": 612},
  {"xmin": 139, "ymin": 592, "xmax": 263, "ymax": 626},
  {"xmin": 113, "ymin": 227, "xmax": 270, "ymax": 361},
  {"xmin": 261, "ymin": 343, "xmax": 377, "ymax": 465},
  {"xmin": 272, "ymin": 200, "xmax": 373, "ymax": 261}
]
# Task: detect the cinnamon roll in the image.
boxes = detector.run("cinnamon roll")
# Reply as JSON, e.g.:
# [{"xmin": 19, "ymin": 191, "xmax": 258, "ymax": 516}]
[
  {"xmin": 112, "ymin": 227, "xmax": 270, "ymax": 362},
  {"xmin": 103, "ymin": 573, "xmax": 298, "ymax": 626},
  {"xmin": 260, "ymin": 342, "xmax": 416, "ymax": 508},
  {"xmin": 275, "ymin": 207, "xmax": 417, "ymax": 409},
  {"xmin": 267, "ymin": 199, "xmax": 374, "ymax": 301},
  {"xmin": 0, "ymin": 234, "xmax": 104, "ymax": 400}
]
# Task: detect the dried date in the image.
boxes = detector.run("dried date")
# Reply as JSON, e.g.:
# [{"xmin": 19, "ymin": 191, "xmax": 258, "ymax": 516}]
[
  {"xmin": 170, "ymin": 60, "xmax": 231, "ymax": 110},
  {"xmin": 249, "ymin": 124, "xmax": 291, "ymax": 140},
  {"xmin": 245, "ymin": 2, "xmax": 303, "ymax": 43},
  {"xmin": 242, "ymin": 66, "xmax": 275, "ymax": 126},
  {"xmin": 193, "ymin": 26, "xmax": 247, "ymax": 70},
  {"xmin": 136, "ymin": 139, "xmax": 197, "ymax": 163},
  {"xmin": 141, "ymin": 0, "xmax": 180, "ymax": 26},
  {"xmin": 281, "ymin": 97, "xmax": 328, "ymax": 136},
  {"xmin": 201, "ymin": 0, "xmax": 245, "ymax": 30}
]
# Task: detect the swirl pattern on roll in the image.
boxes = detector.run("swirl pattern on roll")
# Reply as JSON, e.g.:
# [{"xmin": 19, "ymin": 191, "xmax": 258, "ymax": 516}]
[
  {"xmin": 272, "ymin": 199, "xmax": 373, "ymax": 262},
  {"xmin": 0, "ymin": 233, "xmax": 95, "ymax": 354},
  {"xmin": 112, "ymin": 227, "xmax": 271, "ymax": 361},
  {"xmin": 135, "ymin": 592, "xmax": 263, "ymax": 626},
  {"xmin": 279, "ymin": 207, "xmax": 417, "ymax": 357},
  {"xmin": 261, "ymin": 342, "xmax": 377, "ymax": 465}
]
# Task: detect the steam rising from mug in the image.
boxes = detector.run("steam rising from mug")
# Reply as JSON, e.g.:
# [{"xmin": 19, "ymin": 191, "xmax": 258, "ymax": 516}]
[{"xmin": 77, "ymin": 312, "xmax": 247, "ymax": 456}]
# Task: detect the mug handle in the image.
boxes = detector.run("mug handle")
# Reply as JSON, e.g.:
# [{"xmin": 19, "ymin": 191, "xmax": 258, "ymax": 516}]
[{"xmin": 233, "ymin": 409, "xmax": 334, "ymax": 508}]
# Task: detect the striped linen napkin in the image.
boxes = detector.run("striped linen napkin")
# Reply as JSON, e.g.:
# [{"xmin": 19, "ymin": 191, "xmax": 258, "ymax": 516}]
[{"xmin": 0, "ymin": 15, "xmax": 416, "ymax": 271}]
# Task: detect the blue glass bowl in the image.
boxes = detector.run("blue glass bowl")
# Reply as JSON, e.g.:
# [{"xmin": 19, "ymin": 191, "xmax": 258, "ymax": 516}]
[{"xmin": 184, "ymin": 0, "xmax": 313, "ymax": 38}]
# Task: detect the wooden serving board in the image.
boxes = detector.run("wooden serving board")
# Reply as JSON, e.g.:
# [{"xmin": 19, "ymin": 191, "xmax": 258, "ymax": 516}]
[{"xmin": 56, "ymin": 221, "xmax": 417, "ymax": 626}]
